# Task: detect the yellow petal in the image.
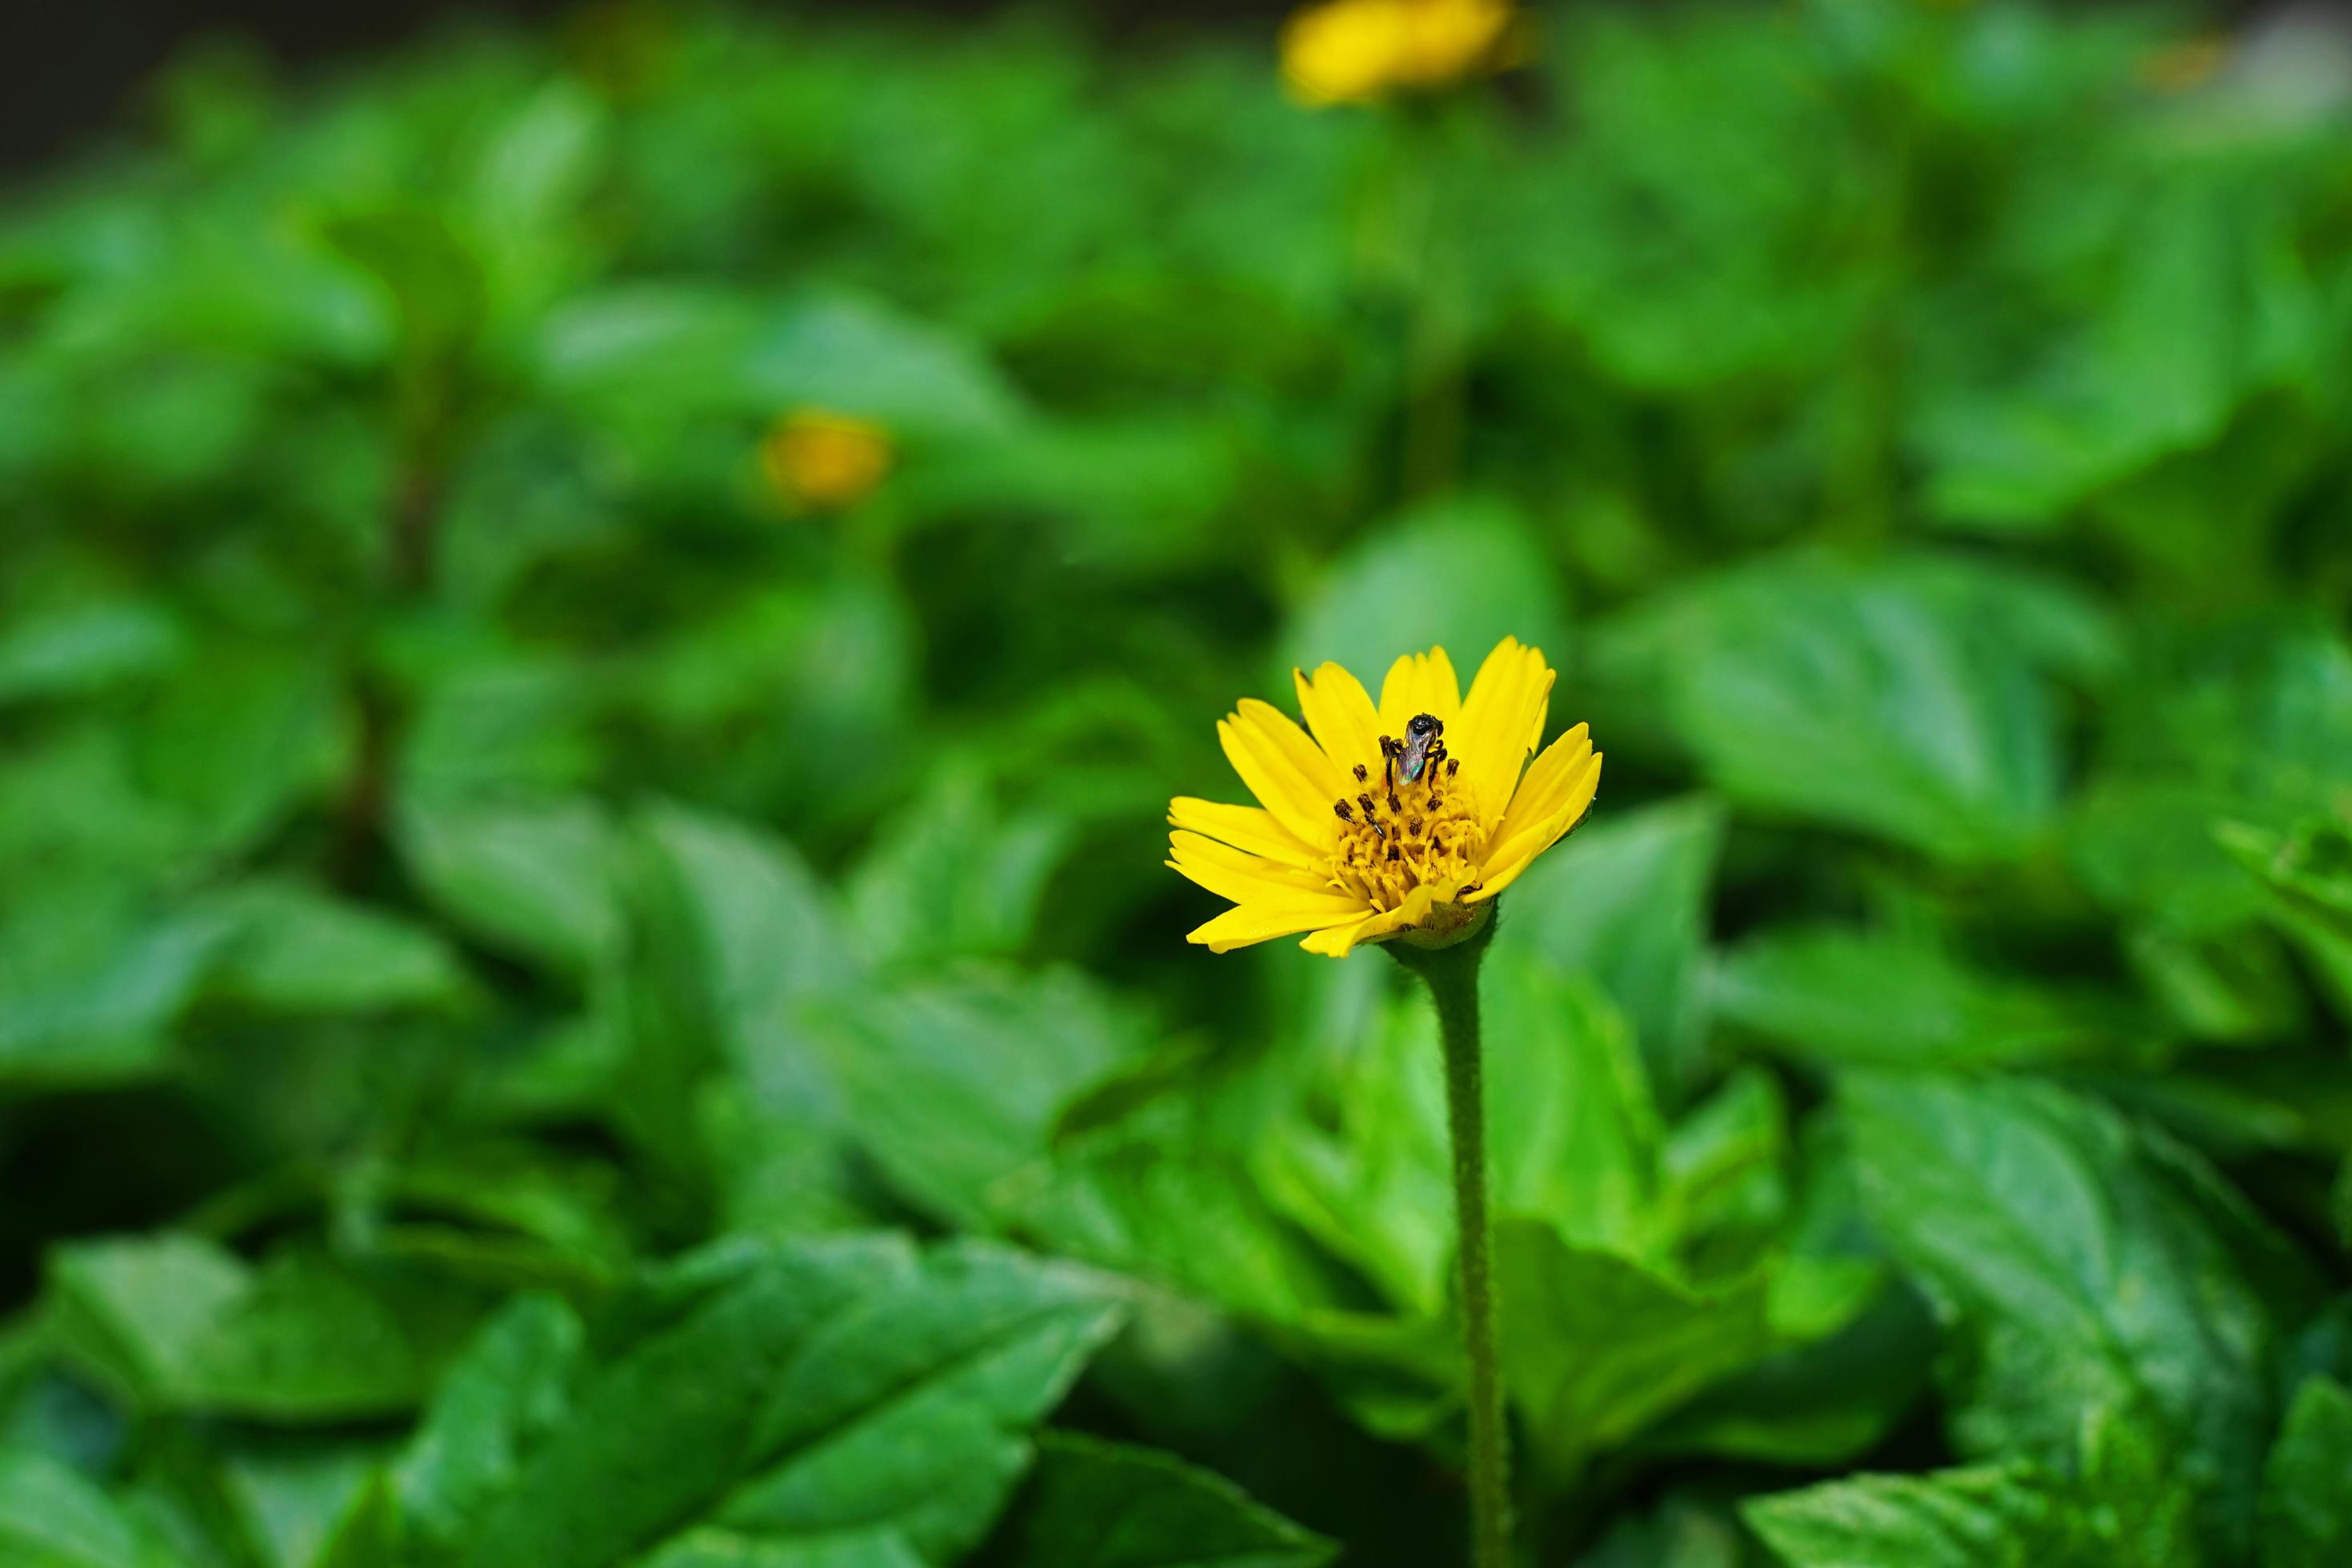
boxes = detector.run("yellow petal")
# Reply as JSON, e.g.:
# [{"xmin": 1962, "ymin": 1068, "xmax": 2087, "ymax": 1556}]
[
  {"xmin": 1187, "ymin": 894, "xmax": 1370, "ymax": 954},
  {"xmin": 1490, "ymin": 724, "xmax": 1590, "ymax": 852},
  {"xmin": 1219, "ymin": 708, "xmax": 1343, "ymax": 848},
  {"xmin": 1168, "ymin": 797, "xmax": 1321, "ymax": 870},
  {"xmin": 1168, "ymin": 830, "xmax": 1334, "ymax": 904},
  {"xmin": 1295, "ymin": 662, "xmax": 1386, "ymax": 781},
  {"xmin": 1483, "ymin": 742, "xmax": 1596, "ymax": 875},
  {"xmin": 1472, "ymin": 748, "xmax": 1601, "ymax": 902},
  {"xmin": 1238, "ymin": 698, "xmax": 1346, "ymax": 798},
  {"xmin": 1298, "ymin": 885, "xmax": 1435, "ymax": 957},
  {"xmin": 1377, "ymin": 646, "xmax": 1462, "ymax": 739},
  {"xmin": 1454, "ymin": 638, "xmax": 1554, "ymax": 831}
]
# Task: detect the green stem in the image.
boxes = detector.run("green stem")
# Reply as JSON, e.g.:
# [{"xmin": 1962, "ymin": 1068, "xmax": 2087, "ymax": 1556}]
[
  {"xmin": 1392, "ymin": 920, "xmax": 1510, "ymax": 1567},
  {"xmin": 1394, "ymin": 98, "xmax": 1465, "ymax": 503}
]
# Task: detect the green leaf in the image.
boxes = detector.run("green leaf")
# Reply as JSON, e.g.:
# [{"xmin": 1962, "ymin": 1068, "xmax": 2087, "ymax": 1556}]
[
  {"xmin": 2261, "ymin": 1376, "xmax": 2352, "ymax": 1568},
  {"xmin": 806, "ymin": 969, "xmax": 1146, "ymax": 1234},
  {"xmin": 397, "ymin": 796, "xmax": 622, "ymax": 978},
  {"xmin": 394, "ymin": 1295, "xmax": 584, "ymax": 1550},
  {"xmin": 0, "ymin": 601, "xmax": 182, "ymax": 706},
  {"xmin": 1841, "ymin": 1073, "xmax": 2308, "ymax": 1559},
  {"xmin": 1496, "ymin": 795, "xmax": 1724, "ymax": 1101},
  {"xmin": 317, "ymin": 205, "xmax": 486, "ymax": 368},
  {"xmin": 845, "ymin": 768, "xmax": 1072, "ymax": 969},
  {"xmin": 1261, "ymin": 954, "xmax": 1662, "ymax": 1318},
  {"xmin": 1495, "ymin": 1222, "xmax": 1773, "ymax": 1481},
  {"xmin": 1654, "ymin": 1067, "xmax": 1791, "ymax": 1274},
  {"xmin": 1276, "ymin": 498, "xmax": 1571, "ymax": 696},
  {"xmin": 638, "ymin": 1531, "xmax": 926, "ymax": 1568},
  {"xmin": 631, "ymin": 801, "xmax": 856, "ymax": 1049},
  {"xmin": 1715, "ymin": 927, "xmax": 2106, "ymax": 1069},
  {"xmin": 456, "ymin": 1237, "xmax": 1124, "ymax": 1567},
  {"xmin": 2070, "ymin": 621, "xmax": 2352, "ymax": 938},
  {"xmin": 0, "ymin": 900, "xmax": 234, "ymax": 1090},
  {"xmin": 1574, "ymin": 1494, "xmax": 1751, "ymax": 1568},
  {"xmin": 534, "ymin": 284, "xmax": 764, "ymax": 418},
  {"xmin": 0, "ymin": 1448, "xmax": 174, "ymax": 1568},
  {"xmin": 134, "ymin": 645, "xmax": 344, "ymax": 864},
  {"xmin": 745, "ymin": 292, "xmax": 1024, "ymax": 438},
  {"xmin": 1648, "ymin": 1272, "xmax": 1930, "ymax": 1470},
  {"xmin": 47, "ymin": 1238, "xmax": 482, "ymax": 1422},
  {"xmin": 1744, "ymin": 1465, "xmax": 2096, "ymax": 1567},
  {"xmin": 1920, "ymin": 175, "xmax": 2318, "ymax": 528},
  {"xmin": 994, "ymin": 1433, "xmax": 1334, "ymax": 1568},
  {"xmin": 195, "ymin": 880, "xmax": 470, "ymax": 1015},
  {"xmin": 1597, "ymin": 556, "xmax": 2100, "ymax": 861},
  {"xmin": 310, "ymin": 1472, "xmax": 404, "ymax": 1568},
  {"xmin": 216, "ymin": 1438, "xmax": 394, "ymax": 1568},
  {"xmin": 999, "ymin": 1070, "xmax": 1349, "ymax": 1329},
  {"xmin": 2217, "ymin": 814, "xmax": 2352, "ymax": 1020}
]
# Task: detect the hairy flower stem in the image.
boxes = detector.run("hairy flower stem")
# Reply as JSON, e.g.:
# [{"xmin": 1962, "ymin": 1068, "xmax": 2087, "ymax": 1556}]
[{"xmin": 1392, "ymin": 919, "xmax": 1510, "ymax": 1568}]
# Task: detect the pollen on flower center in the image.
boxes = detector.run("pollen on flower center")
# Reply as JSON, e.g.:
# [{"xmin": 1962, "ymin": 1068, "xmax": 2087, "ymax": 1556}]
[{"xmin": 1328, "ymin": 750, "xmax": 1485, "ymax": 912}]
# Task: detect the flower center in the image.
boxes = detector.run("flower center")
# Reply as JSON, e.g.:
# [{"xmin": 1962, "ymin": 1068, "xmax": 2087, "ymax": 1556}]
[{"xmin": 1327, "ymin": 716, "xmax": 1486, "ymax": 912}]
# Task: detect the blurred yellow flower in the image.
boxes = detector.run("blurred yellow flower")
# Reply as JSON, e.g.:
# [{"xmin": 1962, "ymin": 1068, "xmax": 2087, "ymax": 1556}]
[
  {"xmin": 1169, "ymin": 638, "xmax": 1599, "ymax": 956},
  {"xmin": 2138, "ymin": 36, "xmax": 2229, "ymax": 94},
  {"xmin": 1281, "ymin": 0, "xmax": 1522, "ymax": 106},
  {"xmin": 762, "ymin": 409, "xmax": 894, "ymax": 511}
]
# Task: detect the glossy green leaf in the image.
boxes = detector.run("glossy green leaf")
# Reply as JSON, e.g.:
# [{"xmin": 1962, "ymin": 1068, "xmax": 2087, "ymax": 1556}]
[
  {"xmin": 1841, "ymin": 1074, "xmax": 2309, "ymax": 1559},
  {"xmin": 0, "ymin": 1448, "xmax": 175, "ymax": 1568},
  {"xmin": 1745, "ymin": 1465, "xmax": 2095, "ymax": 1567},
  {"xmin": 1495, "ymin": 1222, "xmax": 1774, "ymax": 1480},
  {"xmin": 1716, "ymin": 927, "xmax": 2106, "ymax": 1069},
  {"xmin": 1497, "ymin": 795, "xmax": 1724, "ymax": 1100},
  {"xmin": 1598, "ymin": 556, "xmax": 2102, "ymax": 860},
  {"xmin": 431, "ymin": 1237, "xmax": 1121, "ymax": 1567},
  {"xmin": 996, "ymin": 1433, "xmax": 1335, "ymax": 1568}
]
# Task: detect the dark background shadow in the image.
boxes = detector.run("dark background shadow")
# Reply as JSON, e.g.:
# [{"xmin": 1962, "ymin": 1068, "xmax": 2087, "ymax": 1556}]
[{"xmin": 1, "ymin": 0, "xmax": 1305, "ymax": 174}]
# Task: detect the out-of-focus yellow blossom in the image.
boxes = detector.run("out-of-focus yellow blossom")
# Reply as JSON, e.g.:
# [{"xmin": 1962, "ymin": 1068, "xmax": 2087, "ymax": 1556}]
[
  {"xmin": 1168, "ymin": 638, "xmax": 1600, "ymax": 956},
  {"xmin": 1281, "ymin": 0, "xmax": 1522, "ymax": 106},
  {"xmin": 2138, "ymin": 37, "xmax": 2229, "ymax": 94},
  {"xmin": 762, "ymin": 408, "xmax": 894, "ymax": 512}
]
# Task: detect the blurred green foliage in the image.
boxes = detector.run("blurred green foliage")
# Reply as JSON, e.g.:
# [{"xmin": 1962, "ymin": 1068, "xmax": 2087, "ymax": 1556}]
[{"xmin": 2, "ymin": 0, "xmax": 2351, "ymax": 1562}]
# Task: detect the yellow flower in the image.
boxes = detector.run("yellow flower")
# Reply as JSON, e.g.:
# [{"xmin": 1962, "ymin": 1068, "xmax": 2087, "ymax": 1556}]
[
  {"xmin": 2137, "ymin": 36, "xmax": 2228, "ymax": 94},
  {"xmin": 1281, "ymin": 0, "xmax": 1522, "ymax": 106},
  {"xmin": 1169, "ymin": 637, "xmax": 1600, "ymax": 957},
  {"xmin": 762, "ymin": 408, "xmax": 894, "ymax": 511}
]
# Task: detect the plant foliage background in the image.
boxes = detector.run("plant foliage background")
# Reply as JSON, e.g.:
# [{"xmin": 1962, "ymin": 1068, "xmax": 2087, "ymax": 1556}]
[{"xmin": 3, "ymin": 1, "xmax": 2352, "ymax": 1562}]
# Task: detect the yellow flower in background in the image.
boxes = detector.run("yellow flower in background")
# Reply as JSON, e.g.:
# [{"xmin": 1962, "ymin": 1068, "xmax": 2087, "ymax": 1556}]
[
  {"xmin": 2138, "ymin": 36, "xmax": 2229, "ymax": 94},
  {"xmin": 1282, "ymin": 0, "xmax": 1522, "ymax": 106},
  {"xmin": 762, "ymin": 408, "xmax": 894, "ymax": 511},
  {"xmin": 1169, "ymin": 638, "xmax": 1599, "ymax": 956}
]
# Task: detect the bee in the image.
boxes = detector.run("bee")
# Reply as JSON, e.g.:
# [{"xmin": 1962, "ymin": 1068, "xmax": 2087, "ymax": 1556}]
[{"xmin": 1382, "ymin": 713, "xmax": 1446, "ymax": 790}]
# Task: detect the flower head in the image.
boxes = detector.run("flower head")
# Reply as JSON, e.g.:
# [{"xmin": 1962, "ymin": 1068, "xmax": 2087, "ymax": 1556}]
[
  {"xmin": 1170, "ymin": 637, "xmax": 1599, "ymax": 957},
  {"xmin": 762, "ymin": 407, "xmax": 894, "ymax": 512},
  {"xmin": 1281, "ymin": 0, "xmax": 1522, "ymax": 107}
]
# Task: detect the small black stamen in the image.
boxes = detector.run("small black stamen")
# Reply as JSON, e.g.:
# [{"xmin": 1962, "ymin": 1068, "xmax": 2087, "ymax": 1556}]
[
  {"xmin": 1358, "ymin": 793, "xmax": 1378, "ymax": 818},
  {"xmin": 1407, "ymin": 817, "xmax": 1422, "ymax": 835},
  {"xmin": 1353, "ymin": 763, "xmax": 1369, "ymax": 782},
  {"xmin": 1388, "ymin": 790, "xmax": 1401, "ymax": 814},
  {"xmin": 1446, "ymin": 758, "xmax": 1459, "ymax": 777},
  {"xmin": 1386, "ymin": 844, "xmax": 1400, "ymax": 862},
  {"xmin": 1334, "ymin": 799, "xmax": 1353, "ymax": 821}
]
